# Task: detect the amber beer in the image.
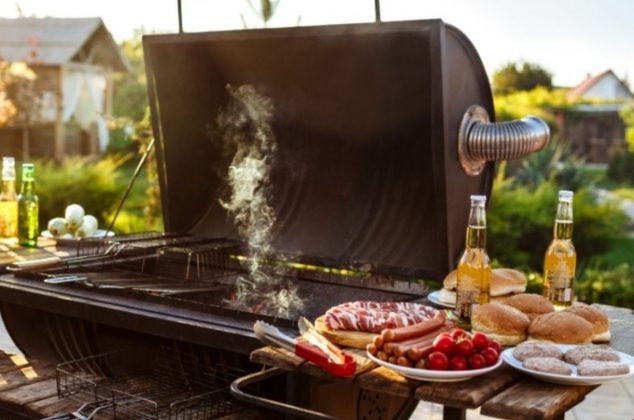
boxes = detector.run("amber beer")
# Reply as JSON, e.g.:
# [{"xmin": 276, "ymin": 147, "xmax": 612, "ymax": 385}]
[
  {"xmin": 456, "ymin": 195, "xmax": 491, "ymax": 328},
  {"xmin": 543, "ymin": 190, "xmax": 576, "ymax": 309}
]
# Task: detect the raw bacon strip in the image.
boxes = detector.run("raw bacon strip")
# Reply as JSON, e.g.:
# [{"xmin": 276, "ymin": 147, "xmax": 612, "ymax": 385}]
[{"xmin": 324, "ymin": 301, "xmax": 439, "ymax": 333}]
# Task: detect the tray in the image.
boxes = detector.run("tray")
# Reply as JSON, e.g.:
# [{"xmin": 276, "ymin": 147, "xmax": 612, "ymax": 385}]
[{"xmin": 427, "ymin": 290, "xmax": 455, "ymax": 308}]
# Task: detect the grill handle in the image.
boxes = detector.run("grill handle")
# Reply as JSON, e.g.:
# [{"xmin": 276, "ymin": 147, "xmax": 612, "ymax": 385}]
[
  {"xmin": 458, "ymin": 104, "xmax": 550, "ymax": 176},
  {"xmin": 230, "ymin": 367, "xmax": 337, "ymax": 420}
]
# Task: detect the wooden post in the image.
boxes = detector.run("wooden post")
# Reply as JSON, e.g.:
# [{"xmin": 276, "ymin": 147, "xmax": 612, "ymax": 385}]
[{"xmin": 54, "ymin": 65, "xmax": 65, "ymax": 163}]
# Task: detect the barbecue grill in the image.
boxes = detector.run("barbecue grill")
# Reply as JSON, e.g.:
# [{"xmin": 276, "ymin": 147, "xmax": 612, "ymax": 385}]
[{"xmin": 0, "ymin": 19, "xmax": 549, "ymax": 419}]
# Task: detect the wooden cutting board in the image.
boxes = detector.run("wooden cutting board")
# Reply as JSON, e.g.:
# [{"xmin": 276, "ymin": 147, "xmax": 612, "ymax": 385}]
[{"xmin": 315, "ymin": 316, "xmax": 377, "ymax": 349}]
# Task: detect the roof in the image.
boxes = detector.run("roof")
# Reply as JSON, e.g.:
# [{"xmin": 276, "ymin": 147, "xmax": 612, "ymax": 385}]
[
  {"xmin": 568, "ymin": 69, "xmax": 633, "ymax": 101},
  {"xmin": 0, "ymin": 17, "xmax": 128, "ymax": 72}
]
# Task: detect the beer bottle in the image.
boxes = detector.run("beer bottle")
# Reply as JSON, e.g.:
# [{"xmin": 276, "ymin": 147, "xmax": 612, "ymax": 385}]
[
  {"xmin": 456, "ymin": 195, "xmax": 492, "ymax": 328},
  {"xmin": 543, "ymin": 190, "xmax": 576, "ymax": 309},
  {"xmin": 17, "ymin": 163, "xmax": 39, "ymax": 247},
  {"xmin": 0, "ymin": 157, "xmax": 18, "ymax": 239}
]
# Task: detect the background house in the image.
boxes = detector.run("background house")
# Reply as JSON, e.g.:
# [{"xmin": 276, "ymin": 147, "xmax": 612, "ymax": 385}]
[
  {"xmin": 560, "ymin": 70, "xmax": 633, "ymax": 163},
  {"xmin": 0, "ymin": 17, "xmax": 128, "ymax": 161}
]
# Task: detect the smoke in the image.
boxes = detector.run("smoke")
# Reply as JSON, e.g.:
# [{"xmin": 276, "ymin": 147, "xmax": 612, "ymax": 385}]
[{"xmin": 214, "ymin": 84, "xmax": 304, "ymax": 318}]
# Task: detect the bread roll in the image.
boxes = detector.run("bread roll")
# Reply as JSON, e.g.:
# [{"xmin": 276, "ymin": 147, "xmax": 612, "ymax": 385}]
[
  {"xmin": 491, "ymin": 268, "xmax": 527, "ymax": 296},
  {"xmin": 529, "ymin": 311, "xmax": 593, "ymax": 344},
  {"xmin": 472, "ymin": 303, "xmax": 530, "ymax": 346},
  {"xmin": 503, "ymin": 293, "xmax": 555, "ymax": 321},
  {"xmin": 565, "ymin": 303, "xmax": 610, "ymax": 343},
  {"xmin": 440, "ymin": 268, "xmax": 527, "ymax": 305}
]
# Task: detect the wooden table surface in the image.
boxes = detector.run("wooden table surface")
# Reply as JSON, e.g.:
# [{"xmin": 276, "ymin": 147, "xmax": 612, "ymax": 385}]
[{"xmin": 251, "ymin": 304, "xmax": 634, "ymax": 420}]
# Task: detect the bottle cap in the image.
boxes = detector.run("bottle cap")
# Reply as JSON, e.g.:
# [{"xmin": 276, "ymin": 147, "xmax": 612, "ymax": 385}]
[
  {"xmin": 22, "ymin": 163, "xmax": 35, "ymax": 182},
  {"xmin": 559, "ymin": 190, "xmax": 573, "ymax": 202},
  {"xmin": 2, "ymin": 157, "xmax": 15, "ymax": 181},
  {"xmin": 470, "ymin": 194, "xmax": 487, "ymax": 205}
]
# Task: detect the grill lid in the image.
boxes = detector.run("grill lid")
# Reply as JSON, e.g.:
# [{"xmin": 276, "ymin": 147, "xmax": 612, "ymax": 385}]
[{"xmin": 143, "ymin": 20, "xmax": 494, "ymax": 280}]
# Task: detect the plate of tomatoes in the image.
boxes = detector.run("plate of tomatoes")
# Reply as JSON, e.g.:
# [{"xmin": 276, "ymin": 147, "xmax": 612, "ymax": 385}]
[{"xmin": 366, "ymin": 328, "xmax": 503, "ymax": 382}]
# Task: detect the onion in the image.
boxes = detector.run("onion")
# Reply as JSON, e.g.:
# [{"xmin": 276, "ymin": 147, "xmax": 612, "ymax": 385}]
[
  {"xmin": 65, "ymin": 204, "xmax": 85, "ymax": 232},
  {"xmin": 47, "ymin": 217, "xmax": 67, "ymax": 237},
  {"xmin": 75, "ymin": 221, "xmax": 97, "ymax": 239},
  {"xmin": 82, "ymin": 215, "xmax": 98, "ymax": 231}
]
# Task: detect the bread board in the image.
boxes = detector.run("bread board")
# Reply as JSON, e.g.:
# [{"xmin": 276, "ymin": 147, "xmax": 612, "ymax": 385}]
[{"xmin": 314, "ymin": 316, "xmax": 377, "ymax": 349}]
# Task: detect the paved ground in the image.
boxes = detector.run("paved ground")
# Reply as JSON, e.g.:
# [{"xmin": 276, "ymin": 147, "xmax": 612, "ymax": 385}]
[{"xmin": 1, "ymin": 313, "xmax": 631, "ymax": 419}]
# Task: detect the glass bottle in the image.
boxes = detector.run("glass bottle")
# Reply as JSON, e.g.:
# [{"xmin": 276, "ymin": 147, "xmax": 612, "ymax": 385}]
[
  {"xmin": 18, "ymin": 163, "xmax": 39, "ymax": 247},
  {"xmin": 456, "ymin": 195, "xmax": 492, "ymax": 329},
  {"xmin": 543, "ymin": 190, "xmax": 576, "ymax": 309},
  {"xmin": 0, "ymin": 157, "xmax": 18, "ymax": 239}
]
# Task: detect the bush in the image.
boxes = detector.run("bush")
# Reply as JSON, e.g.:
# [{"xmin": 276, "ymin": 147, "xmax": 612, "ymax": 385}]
[
  {"xmin": 607, "ymin": 150, "xmax": 634, "ymax": 184},
  {"xmin": 34, "ymin": 157, "xmax": 125, "ymax": 231},
  {"xmin": 488, "ymin": 179, "xmax": 627, "ymax": 275},
  {"xmin": 576, "ymin": 263, "xmax": 634, "ymax": 308}
]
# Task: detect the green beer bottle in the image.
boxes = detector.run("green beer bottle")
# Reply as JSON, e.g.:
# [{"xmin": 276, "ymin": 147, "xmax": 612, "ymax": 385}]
[{"xmin": 18, "ymin": 163, "xmax": 39, "ymax": 247}]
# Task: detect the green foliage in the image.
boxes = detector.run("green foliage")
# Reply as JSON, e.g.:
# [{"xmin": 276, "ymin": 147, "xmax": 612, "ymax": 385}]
[
  {"xmin": 607, "ymin": 149, "xmax": 634, "ymax": 184},
  {"xmin": 34, "ymin": 157, "xmax": 125, "ymax": 230},
  {"xmin": 488, "ymin": 179, "xmax": 627, "ymax": 275},
  {"xmin": 619, "ymin": 104, "xmax": 634, "ymax": 147},
  {"xmin": 112, "ymin": 29, "xmax": 147, "ymax": 122},
  {"xmin": 576, "ymin": 263, "xmax": 634, "ymax": 308},
  {"xmin": 492, "ymin": 62, "xmax": 553, "ymax": 95}
]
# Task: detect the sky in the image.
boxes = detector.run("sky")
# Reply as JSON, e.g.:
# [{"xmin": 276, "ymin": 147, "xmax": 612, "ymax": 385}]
[{"xmin": 1, "ymin": 0, "xmax": 633, "ymax": 87}]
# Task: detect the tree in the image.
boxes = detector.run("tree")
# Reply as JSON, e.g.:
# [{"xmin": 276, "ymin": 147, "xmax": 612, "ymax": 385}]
[
  {"xmin": 492, "ymin": 62, "xmax": 553, "ymax": 95},
  {"xmin": 112, "ymin": 29, "xmax": 147, "ymax": 122}
]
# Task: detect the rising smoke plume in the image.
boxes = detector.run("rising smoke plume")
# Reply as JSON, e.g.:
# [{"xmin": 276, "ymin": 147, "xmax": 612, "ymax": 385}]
[{"xmin": 214, "ymin": 84, "xmax": 303, "ymax": 318}]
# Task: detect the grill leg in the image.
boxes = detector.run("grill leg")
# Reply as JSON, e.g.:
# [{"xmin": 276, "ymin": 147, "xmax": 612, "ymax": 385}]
[{"xmin": 443, "ymin": 406, "xmax": 466, "ymax": 420}]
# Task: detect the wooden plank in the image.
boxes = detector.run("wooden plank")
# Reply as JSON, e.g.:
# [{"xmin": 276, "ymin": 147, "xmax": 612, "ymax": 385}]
[
  {"xmin": 0, "ymin": 361, "xmax": 56, "ymax": 392},
  {"xmin": 0, "ymin": 378, "xmax": 59, "ymax": 413},
  {"xmin": 480, "ymin": 378, "xmax": 596, "ymax": 420},
  {"xmin": 354, "ymin": 366, "xmax": 414, "ymax": 398},
  {"xmin": 250, "ymin": 347, "xmax": 306, "ymax": 371},
  {"xmin": 0, "ymin": 353, "xmax": 29, "ymax": 373},
  {"xmin": 596, "ymin": 304, "xmax": 634, "ymax": 355},
  {"xmin": 415, "ymin": 364, "xmax": 521, "ymax": 409},
  {"xmin": 25, "ymin": 395, "xmax": 83, "ymax": 418}
]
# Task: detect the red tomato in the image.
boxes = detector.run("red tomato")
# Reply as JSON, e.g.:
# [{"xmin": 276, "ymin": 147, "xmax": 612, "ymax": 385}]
[
  {"xmin": 481, "ymin": 348, "xmax": 499, "ymax": 366},
  {"xmin": 449, "ymin": 328, "xmax": 469, "ymax": 340},
  {"xmin": 432, "ymin": 335, "xmax": 455, "ymax": 355},
  {"xmin": 449, "ymin": 355, "xmax": 468, "ymax": 371},
  {"xmin": 455, "ymin": 338, "xmax": 474, "ymax": 357},
  {"xmin": 469, "ymin": 353, "xmax": 486, "ymax": 370},
  {"xmin": 471, "ymin": 332, "xmax": 490, "ymax": 350},
  {"xmin": 489, "ymin": 340, "xmax": 502, "ymax": 354},
  {"xmin": 427, "ymin": 351, "xmax": 450, "ymax": 370}
]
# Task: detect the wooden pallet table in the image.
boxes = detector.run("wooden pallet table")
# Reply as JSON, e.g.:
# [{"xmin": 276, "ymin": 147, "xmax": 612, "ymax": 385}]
[{"xmin": 249, "ymin": 304, "xmax": 634, "ymax": 420}]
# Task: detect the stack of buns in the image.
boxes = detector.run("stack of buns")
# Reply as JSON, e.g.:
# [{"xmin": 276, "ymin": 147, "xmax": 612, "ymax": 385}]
[
  {"xmin": 471, "ymin": 293, "xmax": 610, "ymax": 346},
  {"xmin": 439, "ymin": 268, "xmax": 527, "ymax": 305}
]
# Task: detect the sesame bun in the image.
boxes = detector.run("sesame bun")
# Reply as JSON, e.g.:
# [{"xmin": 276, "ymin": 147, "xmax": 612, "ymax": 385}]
[
  {"xmin": 529, "ymin": 311, "xmax": 593, "ymax": 344},
  {"xmin": 503, "ymin": 293, "xmax": 555, "ymax": 321},
  {"xmin": 565, "ymin": 303, "xmax": 610, "ymax": 343},
  {"xmin": 472, "ymin": 303, "xmax": 531, "ymax": 346}
]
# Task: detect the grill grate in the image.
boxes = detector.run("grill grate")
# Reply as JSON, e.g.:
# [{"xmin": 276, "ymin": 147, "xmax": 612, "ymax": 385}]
[{"xmin": 55, "ymin": 347, "xmax": 245, "ymax": 419}]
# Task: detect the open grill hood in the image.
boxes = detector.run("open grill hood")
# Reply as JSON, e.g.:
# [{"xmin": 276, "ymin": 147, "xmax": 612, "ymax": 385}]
[{"xmin": 143, "ymin": 19, "xmax": 495, "ymax": 281}]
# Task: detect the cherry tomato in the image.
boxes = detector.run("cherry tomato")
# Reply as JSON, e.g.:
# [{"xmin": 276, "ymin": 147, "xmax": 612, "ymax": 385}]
[
  {"xmin": 489, "ymin": 340, "xmax": 502, "ymax": 354},
  {"xmin": 427, "ymin": 351, "xmax": 450, "ymax": 370},
  {"xmin": 471, "ymin": 332, "xmax": 490, "ymax": 350},
  {"xmin": 432, "ymin": 335, "xmax": 455, "ymax": 355},
  {"xmin": 481, "ymin": 348, "xmax": 499, "ymax": 366},
  {"xmin": 449, "ymin": 328, "xmax": 469, "ymax": 340},
  {"xmin": 455, "ymin": 337, "xmax": 474, "ymax": 357},
  {"xmin": 449, "ymin": 355, "xmax": 468, "ymax": 371},
  {"xmin": 469, "ymin": 353, "xmax": 486, "ymax": 370}
]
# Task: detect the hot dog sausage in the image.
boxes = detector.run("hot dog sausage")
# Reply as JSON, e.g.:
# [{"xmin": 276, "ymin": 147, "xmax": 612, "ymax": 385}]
[{"xmin": 381, "ymin": 310, "xmax": 447, "ymax": 342}]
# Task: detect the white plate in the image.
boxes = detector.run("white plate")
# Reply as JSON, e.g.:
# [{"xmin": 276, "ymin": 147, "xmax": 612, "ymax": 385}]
[
  {"xmin": 427, "ymin": 290, "xmax": 455, "ymax": 309},
  {"xmin": 501, "ymin": 344, "xmax": 634, "ymax": 386},
  {"xmin": 366, "ymin": 350, "xmax": 503, "ymax": 382},
  {"xmin": 41, "ymin": 229, "xmax": 114, "ymax": 246}
]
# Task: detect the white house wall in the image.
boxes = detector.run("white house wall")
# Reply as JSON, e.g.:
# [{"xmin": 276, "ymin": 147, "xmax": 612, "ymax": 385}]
[{"xmin": 583, "ymin": 73, "xmax": 633, "ymax": 100}]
